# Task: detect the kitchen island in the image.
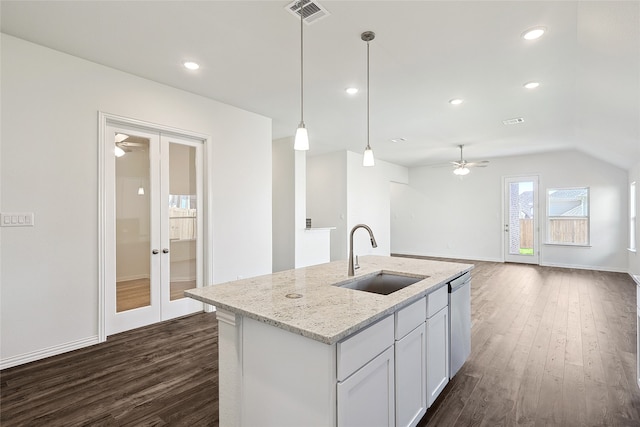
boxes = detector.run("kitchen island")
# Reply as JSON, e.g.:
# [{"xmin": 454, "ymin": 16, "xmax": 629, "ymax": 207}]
[{"xmin": 186, "ymin": 255, "xmax": 473, "ymax": 427}]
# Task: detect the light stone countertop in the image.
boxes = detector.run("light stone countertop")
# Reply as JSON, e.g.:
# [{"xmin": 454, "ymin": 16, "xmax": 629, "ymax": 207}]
[{"xmin": 185, "ymin": 255, "xmax": 473, "ymax": 345}]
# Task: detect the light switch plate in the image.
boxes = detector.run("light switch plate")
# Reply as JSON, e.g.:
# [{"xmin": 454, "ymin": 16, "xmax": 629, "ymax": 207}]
[{"xmin": 0, "ymin": 212, "xmax": 35, "ymax": 227}]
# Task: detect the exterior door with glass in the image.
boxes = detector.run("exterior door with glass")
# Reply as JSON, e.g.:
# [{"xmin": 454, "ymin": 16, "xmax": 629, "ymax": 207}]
[
  {"xmin": 105, "ymin": 124, "xmax": 203, "ymax": 336},
  {"xmin": 504, "ymin": 176, "xmax": 539, "ymax": 264}
]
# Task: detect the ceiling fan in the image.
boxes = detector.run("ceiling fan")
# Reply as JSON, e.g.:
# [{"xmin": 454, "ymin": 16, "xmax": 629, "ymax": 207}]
[
  {"xmin": 450, "ymin": 144, "xmax": 489, "ymax": 175},
  {"xmin": 114, "ymin": 133, "xmax": 149, "ymax": 157}
]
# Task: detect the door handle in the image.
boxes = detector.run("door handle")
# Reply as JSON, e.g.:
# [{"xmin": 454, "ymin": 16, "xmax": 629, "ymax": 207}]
[
  {"xmin": 162, "ymin": 248, "xmax": 170, "ymax": 254},
  {"xmin": 152, "ymin": 249, "xmax": 159, "ymax": 254}
]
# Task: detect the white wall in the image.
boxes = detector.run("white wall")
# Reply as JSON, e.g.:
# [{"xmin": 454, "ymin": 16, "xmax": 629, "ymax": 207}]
[
  {"xmin": 272, "ymin": 138, "xmax": 295, "ymax": 272},
  {"xmin": 306, "ymin": 151, "xmax": 347, "ymax": 261},
  {"xmin": 307, "ymin": 150, "xmax": 408, "ymax": 261},
  {"xmin": 0, "ymin": 35, "xmax": 272, "ymax": 366},
  {"xmin": 630, "ymin": 161, "xmax": 640, "ymax": 276},
  {"xmin": 346, "ymin": 151, "xmax": 409, "ymax": 259},
  {"xmin": 273, "ymin": 138, "xmax": 331, "ymax": 270},
  {"xmin": 391, "ymin": 150, "xmax": 629, "ymax": 272}
]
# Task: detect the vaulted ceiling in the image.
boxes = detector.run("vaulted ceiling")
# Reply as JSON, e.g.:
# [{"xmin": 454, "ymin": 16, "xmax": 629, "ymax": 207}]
[{"xmin": 1, "ymin": 1, "xmax": 638, "ymax": 169}]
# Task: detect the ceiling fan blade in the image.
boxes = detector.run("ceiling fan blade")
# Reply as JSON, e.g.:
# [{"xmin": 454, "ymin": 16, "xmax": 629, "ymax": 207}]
[
  {"xmin": 465, "ymin": 160, "xmax": 490, "ymax": 167},
  {"xmin": 428, "ymin": 161, "xmax": 460, "ymax": 168},
  {"xmin": 119, "ymin": 141, "xmax": 147, "ymax": 147}
]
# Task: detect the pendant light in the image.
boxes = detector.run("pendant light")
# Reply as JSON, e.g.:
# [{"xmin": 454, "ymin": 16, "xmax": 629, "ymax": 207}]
[
  {"xmin": 294, "ymin": 1, "xmax": 309, "ymax": 151},
  {"xmin": 362, "ymin": 31, "xmax": 375, "ymax": 167}
]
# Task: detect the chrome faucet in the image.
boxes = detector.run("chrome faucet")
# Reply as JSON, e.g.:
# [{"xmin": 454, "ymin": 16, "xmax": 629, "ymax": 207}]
[{"xmin": 348, "ymin": 224, "xmax": 378, "ymax": 276}]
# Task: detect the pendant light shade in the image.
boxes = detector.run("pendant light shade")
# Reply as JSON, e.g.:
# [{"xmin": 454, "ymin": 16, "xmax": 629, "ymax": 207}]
[
  {"xmin": 137, "ymin": 185, "xmax": 145, "ymax": 195},
  {"xmin": 294, "ymin": 123, "xmax": 309, "ymax": 150},
  {"xmin": 363, "ymin": 146, "xmax": 375, "ymax": 167},
  {"xmin": 362, "ymin": 31, "xmax": 375, "ymax": 167},
  {"xmin": 294, "ymin": 1, "xmax": 309, "ymax": 151}
]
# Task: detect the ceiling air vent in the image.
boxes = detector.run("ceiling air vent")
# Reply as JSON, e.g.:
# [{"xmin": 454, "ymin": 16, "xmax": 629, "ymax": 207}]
[
  {"xmin": 286, "ymin": 0, "xmax": 330, "ymax": 25},
  {"xmin": 502, "ymin": 117, "xmax": 525, "ymax": 125}
]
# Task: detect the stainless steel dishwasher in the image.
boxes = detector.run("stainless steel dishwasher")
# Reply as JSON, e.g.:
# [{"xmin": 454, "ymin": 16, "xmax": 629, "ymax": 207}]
[{"xmin": 449, "ymin": 271, "xmax": 471, "ymax": 378}]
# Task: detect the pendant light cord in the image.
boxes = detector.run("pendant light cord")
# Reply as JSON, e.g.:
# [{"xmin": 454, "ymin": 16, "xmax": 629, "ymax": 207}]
[
  {"xmin": 299, "ymin": 0, "xmax": 304, "ymax": 124},
  {"xmin": 366, "ymin": 39, "xmax": 370, "ymax": 149}
]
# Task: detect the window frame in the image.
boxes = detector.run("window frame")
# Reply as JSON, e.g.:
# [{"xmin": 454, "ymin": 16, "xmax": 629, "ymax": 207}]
[{"xmin": 545, "ymin": 186, "xmax": 590, "ymax": 247}]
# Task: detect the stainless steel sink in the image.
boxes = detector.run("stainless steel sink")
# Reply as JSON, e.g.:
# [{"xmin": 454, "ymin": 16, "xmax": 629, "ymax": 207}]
[{"xmin": 336, "ymin": 272, "xmax": 428, "ymax": 295}]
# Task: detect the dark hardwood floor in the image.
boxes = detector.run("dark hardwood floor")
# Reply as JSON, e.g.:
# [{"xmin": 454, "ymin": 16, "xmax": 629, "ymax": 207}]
[
  {"xmin": 1, "ymin": 260, "xmax": 639, "ymax": 426},
  {"xmin": 417, "ymin": 259, "xmax": 640, "ymax": 427},
  {"xmin": 0, "ymin": 313, "xmax": 219, "ymax": 426}
]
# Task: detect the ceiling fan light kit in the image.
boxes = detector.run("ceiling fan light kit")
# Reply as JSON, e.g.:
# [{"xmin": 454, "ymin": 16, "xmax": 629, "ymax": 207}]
[
  {"xmin": 450, "ymin": 144, "xmax": 489, "ymax": 176},
  {"xmin": 453, "ymin": 166, "xmax": 470, "ymax": 176}
]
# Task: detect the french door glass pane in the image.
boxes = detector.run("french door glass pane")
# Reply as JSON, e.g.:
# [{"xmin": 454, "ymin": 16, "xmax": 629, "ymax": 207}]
[
  {"xmin": 168, "ymin": 143, "xmax": 198, "ymax": 301},
  {"xmin": 115, "ymin": 136, "xmax": 151, "ymax": 312},
  {"xmin": 508, "ymin": 181, "xmax": 534, "ymax": 256}
]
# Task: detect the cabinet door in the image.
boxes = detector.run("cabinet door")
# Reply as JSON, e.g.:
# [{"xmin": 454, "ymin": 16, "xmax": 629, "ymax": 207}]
[
  {"xmin": 395, "ymin": 323, "xmax": 427, "ymax": 427},
  {"xmin": 427, "ymin": 307, "xmax": 449, "ymax": 407},
  {"xmin": 338, "ymin": 346, "xmax": 395, "ymax": 427}
]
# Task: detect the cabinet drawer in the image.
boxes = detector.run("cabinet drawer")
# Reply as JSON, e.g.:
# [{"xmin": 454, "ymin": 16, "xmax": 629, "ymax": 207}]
[
  {"xmin": 426, "ymin": 285, "xmax": 448, "ymax": 318},
  {"xmin": 337, "ymin": 315, "xmax": 394, "ymax": 381},
  {"xmin": 395, "ymin": 297, "xmax": 426, "ymax": 340}
]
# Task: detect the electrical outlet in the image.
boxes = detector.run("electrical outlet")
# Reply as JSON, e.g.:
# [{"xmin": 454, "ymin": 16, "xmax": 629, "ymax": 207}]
[{"xmin": 0, "ymin": 212, "xmax": 35, "ymax": 227}]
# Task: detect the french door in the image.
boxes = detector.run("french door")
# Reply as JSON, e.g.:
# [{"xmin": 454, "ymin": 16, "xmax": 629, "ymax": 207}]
[
  {"xmin": 503, "ymin": 176, "xmax": 539, "ymax": 264},
  {"xmin": 104, "ymin": 123, "xmax": 204, "ymax": 336}
]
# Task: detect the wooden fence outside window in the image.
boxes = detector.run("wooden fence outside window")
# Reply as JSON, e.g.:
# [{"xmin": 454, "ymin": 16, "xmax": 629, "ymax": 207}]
[{"xmin": 519, "ymin": 218, "xmax": 588, "ymax": 248}]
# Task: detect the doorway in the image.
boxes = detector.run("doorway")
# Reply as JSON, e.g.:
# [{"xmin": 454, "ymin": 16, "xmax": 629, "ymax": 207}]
[
  {"xmin": 503, "ymin": 176, "xmax": 539, "ymax": 264},
  {"xmin": 100, "ymin": 114, "xmax": 207, "ymax": 337}
]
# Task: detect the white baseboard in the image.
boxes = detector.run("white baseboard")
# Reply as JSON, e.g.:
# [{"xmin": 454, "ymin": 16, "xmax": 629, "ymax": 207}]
[
  {"xmin": 540, "ymin": 261, "xmax": 627, "ymax": 273},
  {"xmin": 392, "ymin": 252, "xmax": 627, "ymax": 273},
  {"xmin": 171, "ymin": 276, "xmax": 197, "ymax": 283},
  {"xmin": 391, "ymin": 252, "xmax": 502, "ymax": 263},
  {"xmin": 1, "ymin": 335, "xmax": 99, "ymax": 370}
]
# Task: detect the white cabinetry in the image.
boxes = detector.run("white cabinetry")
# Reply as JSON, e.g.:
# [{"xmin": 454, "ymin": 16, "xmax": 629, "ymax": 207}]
[
  {"xmin": 395, "ymin": 298, "xmax": 427, "ymax": 427},
  {"xmin": 215, "ymin": 280, "xmax": 465, "ymax": 427},
  {"xmin": 426, "ymin": 286, "xmax": 449, "ymax": 407},
  {"xmin": 337, "ymin": 315, "xmax": 395, "ymax": 427},
  {"xmin": 337, "ymin": 346, "xmax": 395, "ymax": 427},
  {"xmin": 395, "ymin": 323, "xmax": 427, "ymax": 427}
]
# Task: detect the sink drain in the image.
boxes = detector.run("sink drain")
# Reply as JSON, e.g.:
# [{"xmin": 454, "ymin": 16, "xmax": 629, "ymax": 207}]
[{"xmin": 285, "ymin": 293, "xmax": 303, "ymax": 299}]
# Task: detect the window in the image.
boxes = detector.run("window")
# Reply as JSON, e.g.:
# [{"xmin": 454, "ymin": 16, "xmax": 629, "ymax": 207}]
[
  {"xmin": 546, "ymin": 187, "xmax": 589, "ymax": 245},
  {"xmin": 631, "ymin": 182, "xmax": 637, "ymax": 251},
  {"xmin": 169, "ymin": 194, "xmax": 197, "ymax": 241}
]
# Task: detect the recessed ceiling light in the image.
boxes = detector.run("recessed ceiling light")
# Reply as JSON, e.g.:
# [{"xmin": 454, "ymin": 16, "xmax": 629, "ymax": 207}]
[
  {"xmin": 390, "ymin": 138, "xmax": 407, "ymax": 143},
  {"xmin": 522, "ymin": 27, "xmax": 546, "ymax": 40},
  {"xmin": 449, "ymin": 98, "xmax": 464, "ymax": 105},
  {"xmin": 183, "ymin": 61, "xmax": 200, "ymax": 70},
  {"xmin": 523, "ymin": 81, "xmax": 540, "ymax": 89},
  {"xmin": 345, "ymin": 87, "xmax": 359, "ymax": 95},
  {"xmin": 503, "ymin": 117, "xmax": 525, "ymax": 125}
]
